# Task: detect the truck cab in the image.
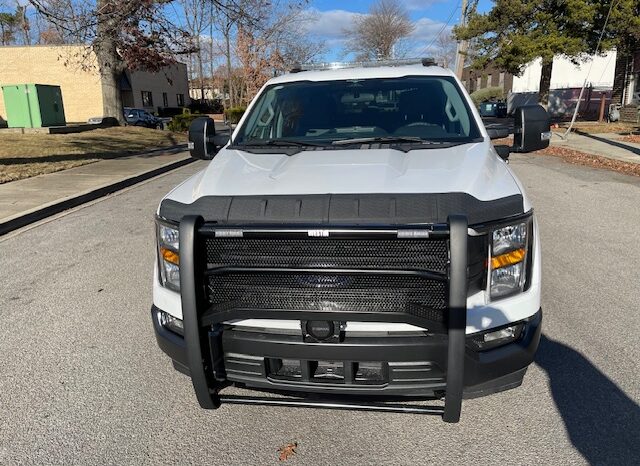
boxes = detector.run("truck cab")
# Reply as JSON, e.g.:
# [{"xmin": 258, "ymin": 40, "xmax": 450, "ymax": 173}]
[{"xmin": 151, "ymin": 59, "xmax": 550, "ymax": 422}]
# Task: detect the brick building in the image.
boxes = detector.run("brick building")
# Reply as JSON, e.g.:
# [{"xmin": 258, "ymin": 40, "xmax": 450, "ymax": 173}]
[
  {"xmin": 461, "ymin": 64, "xmax": 514, "ymax": 94},
  {"xmin": 0, "ymin": 45, "xmax": 190, "ymax": 124}
]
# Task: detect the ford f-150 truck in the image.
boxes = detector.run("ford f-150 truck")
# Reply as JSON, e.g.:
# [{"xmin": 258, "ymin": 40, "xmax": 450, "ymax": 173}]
[{"xmin": 151, "ymin": 58, "xmax": 550, "ymax": 422}]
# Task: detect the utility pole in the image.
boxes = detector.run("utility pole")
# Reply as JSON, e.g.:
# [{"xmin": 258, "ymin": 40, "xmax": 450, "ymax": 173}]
[{"xmin": 454, "ymin": 0, "xmax": 468, "ymax": 79}]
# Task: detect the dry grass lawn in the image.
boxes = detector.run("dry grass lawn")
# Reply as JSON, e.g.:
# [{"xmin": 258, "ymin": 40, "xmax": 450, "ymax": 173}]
[
  {"xmin": 0, "ymin": 126, "xmax": 186, "ymax": 184},
  {"xmin": 621, "ymin": 134, "xmax": 640, "ymax": 144},
  {"xmin": 554, "ymin": 121, "xmax": 639, "ymax": 134}
]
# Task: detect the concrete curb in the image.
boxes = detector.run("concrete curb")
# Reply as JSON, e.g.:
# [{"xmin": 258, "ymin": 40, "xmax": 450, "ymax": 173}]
[{"xmin": 0, "ymin": 153, "xmax": 194, "ymax": 236}]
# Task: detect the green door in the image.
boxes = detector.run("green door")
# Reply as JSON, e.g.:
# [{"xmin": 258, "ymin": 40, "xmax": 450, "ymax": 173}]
[
  {"xmin": 36, "ymin": 85, "xmax": 66, "ymax": 127},
  {"xmin": 2, "ymin": 84, "xmax": 42, "ymax": 128}
]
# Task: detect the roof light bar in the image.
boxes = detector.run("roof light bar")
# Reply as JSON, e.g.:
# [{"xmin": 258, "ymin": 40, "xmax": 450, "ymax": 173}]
[{"xmin": 289, "ymin": 57, "xmax": 438, "ymax": 73}]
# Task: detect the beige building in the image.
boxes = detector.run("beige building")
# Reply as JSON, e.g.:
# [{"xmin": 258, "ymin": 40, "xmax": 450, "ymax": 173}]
[{"xmin": 0, "ymin": 45, "xmax": 190, "ymax": 124}]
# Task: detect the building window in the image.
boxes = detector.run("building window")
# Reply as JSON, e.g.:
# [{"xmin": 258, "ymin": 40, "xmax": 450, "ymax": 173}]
[
  {"xmin": 499, "ymin": 72, "xmax": 505, "ymax": 88},
  {"xmin": 476, "ymin": 76, "xmax": 481, "ymax": 89},
  {"xmin": 177, "ymin": 94, "xmax": 185, "ymax": 107},
  {"xmin": 487, "ymin": 74, "xmax": 492, "ymax": 86},
  {"xmin": 162, "ymin": 92, "xmax": 168, "ymax": 108},
  {"xmin": 141, "ymin": 91, "xmax": 153, "ymax": 107}
]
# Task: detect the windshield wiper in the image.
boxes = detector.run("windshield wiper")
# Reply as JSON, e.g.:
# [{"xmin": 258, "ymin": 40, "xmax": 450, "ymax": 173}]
[
  {"xmin": 332, "ymin": 136, "xmax": 429, "ymax": 145},
  {"xmin": 240, "ymin": 139, "xmax": 327, "ymax": 148}
]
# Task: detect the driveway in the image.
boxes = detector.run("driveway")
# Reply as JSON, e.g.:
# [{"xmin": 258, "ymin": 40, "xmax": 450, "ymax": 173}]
[{"xmin": 0, "ymin": 154, "xmax": 638, "ymax": 464}]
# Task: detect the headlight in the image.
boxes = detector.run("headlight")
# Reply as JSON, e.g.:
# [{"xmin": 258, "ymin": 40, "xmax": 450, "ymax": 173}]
[
  {"xmin": 156, "ymin": 219, "xmax": 180, "ymax": 291},
  {"xmin": 490, "ymin": 220, "xmax": 530, "ymax": 299},
  {"xmin": 159, "ymin": 224, "xmax": 179, "ymax": 250}
]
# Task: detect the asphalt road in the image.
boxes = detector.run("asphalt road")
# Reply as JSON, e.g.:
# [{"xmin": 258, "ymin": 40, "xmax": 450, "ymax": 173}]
[{"xmin": 1, "ymin": 154, "xmax": 639, "ymax": 465}]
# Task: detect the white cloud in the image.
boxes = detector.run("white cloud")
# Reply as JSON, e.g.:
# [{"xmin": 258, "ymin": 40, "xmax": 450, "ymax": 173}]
[
  {"xmin": 410, "ymin": 17, "xmax": 452, "ymax": 43},
  {"xmin": 303, "ymin": 9, "xmax": 362, "ymax": 39},
  {"xmin": 303, "ymin": 8, "xmax": 454, "ymax": 59}
]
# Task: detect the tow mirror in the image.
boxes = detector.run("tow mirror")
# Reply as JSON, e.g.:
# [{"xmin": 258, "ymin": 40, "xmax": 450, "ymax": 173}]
[
  {"xmin": 188, "ymin": 117, "xmax": 229, "ymax": 160},
  {"xmin": 513, "ymin": 105, "xmax": 552, "ymax": 153},
  {"xmin": 486, "ymin": 125, "xmax": 510, "ymax": 140}
]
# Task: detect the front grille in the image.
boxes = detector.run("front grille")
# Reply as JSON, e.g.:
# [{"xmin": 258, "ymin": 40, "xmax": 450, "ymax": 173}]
[
  {"xmin": 205, "ymin": 238, "xmax": 449, "ymax": 273},
  {"xmin": 203, "ymin": 234, "xmax": 450, "ymax": 321},
  {"xmin": 206, "ymin": 272, "xmax": 447, "ymax": 319}
]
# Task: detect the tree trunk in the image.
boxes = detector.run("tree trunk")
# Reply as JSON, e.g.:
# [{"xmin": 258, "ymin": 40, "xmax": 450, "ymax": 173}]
[
  {"xmin": 95, "ymin": 2, "xmax": 124, "ymax": 123},
  {"xmin": 100, "ymin": 64, "xmax": 123, "ymax": 123},
  {"xmin": 225, "ymin": 23, "xmax": 233, "ymax": 108},
  {"xmin": 612, "ymin": 50, "xmax": 630, "ymax": 106},
  {"xmin": 538, "ymin": 58, "xmax": 553, "ymax": 108},
  {"xmin": 209, "ymin": 6, "xmax": 215, "ymax": 103},
  {"xmin": 197, "ymin": 36, "xmax": 205, "ymax": 103},
  {"xmin": 19, "ymin": 7, "xmax": 31, "ymax": 45}
]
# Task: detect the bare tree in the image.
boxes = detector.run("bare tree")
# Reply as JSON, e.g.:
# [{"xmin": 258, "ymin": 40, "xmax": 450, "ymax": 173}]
[
  {"xmin": 235, "ymin": 1, "xmax": 322, "ymax": 103},
  {"xmin": 433, "ymin": 33, "xmax": 457, "ymax": 69},
  {"xmin": 176, "ymin": 0, "xmax": 211, "ymax": 103},
  {"xmin": 31, "ymin": 0, "xmax": 94, "ymax": 44},
  {"xmin": 14, "ymin": 2, "xmax": 30, "ymax": 45},
  {"xmin": 210, "ymin": 0, "xmax": 241, "ymax": 107},
  {"xmin": 344, "ymin": 0, "xmax": 414, "ymax": 61},
  {"xmin": 28, "ymin": 0, "xmax": 205, "ymax": 121}
]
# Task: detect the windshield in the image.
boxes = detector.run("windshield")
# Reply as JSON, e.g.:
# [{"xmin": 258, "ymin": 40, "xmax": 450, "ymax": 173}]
[{"xmin": 235, "ymin": 76, "xmax": 481, "ymax": 147}]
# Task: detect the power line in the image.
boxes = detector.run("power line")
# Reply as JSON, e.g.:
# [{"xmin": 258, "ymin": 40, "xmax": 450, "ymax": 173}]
[
  {"xmin": 562, "ymin": 0, "xmax": 619, "ymax": 138},
  {"xmin": 417, "ymin": 0, "xmax": 461, "ymax": 57}
]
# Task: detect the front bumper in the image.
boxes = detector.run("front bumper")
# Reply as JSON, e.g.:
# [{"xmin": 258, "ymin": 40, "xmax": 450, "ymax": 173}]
[
  {"xmin": 152, "ymin": 213, "xmax": 541, "ymax": 422},
  {"xmin": 152, "ymin": 305, "xmax": 542, "ymax": 399}
]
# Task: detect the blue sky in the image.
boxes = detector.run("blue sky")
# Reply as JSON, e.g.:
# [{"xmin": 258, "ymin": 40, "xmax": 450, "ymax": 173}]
[{"xmin": 305, "ymin": 0, "xmax": 492, "ymax": 60}]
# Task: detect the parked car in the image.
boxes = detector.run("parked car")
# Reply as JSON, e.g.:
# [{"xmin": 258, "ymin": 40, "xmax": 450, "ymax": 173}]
[
  {"xmin": 151, "ymin": 58, "xmax": 551, "ymax": 423},
  {"xmin": 479, "ymin": 100, "xmax": 508, "ymax": 118},
  {"xmin": 124, "ymin": 107, "xmax": 164, "ymax": 129}
]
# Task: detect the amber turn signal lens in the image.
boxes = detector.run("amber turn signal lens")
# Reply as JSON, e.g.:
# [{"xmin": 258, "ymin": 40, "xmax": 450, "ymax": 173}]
[
  {"xmin": 160, "ymin": 247, "xmax": 180, "ymax": 265},
  {"xmin": 491, "ymin": 248, "xmax": 525, "ymax": 269}
]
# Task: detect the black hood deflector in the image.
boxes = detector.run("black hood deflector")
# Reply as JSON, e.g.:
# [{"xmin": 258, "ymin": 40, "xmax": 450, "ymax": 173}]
[{"xmin": 159, "ymin": 193, "xmax": 524, "ymax": 226}]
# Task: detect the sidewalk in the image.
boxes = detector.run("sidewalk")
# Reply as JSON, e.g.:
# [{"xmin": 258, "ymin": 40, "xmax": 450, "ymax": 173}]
[
  {"xmin": 551, "ymin": 132, "xmax": 640, "ymax": 164},
  {"xmin": 0, "ymin": 145, "xmax": 191, "ymax": 235}
]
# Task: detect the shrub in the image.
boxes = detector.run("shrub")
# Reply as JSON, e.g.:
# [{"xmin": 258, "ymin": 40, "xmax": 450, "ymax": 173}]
[
  {"xmin": 470, "ymin": 86, "xmax": 505, "ymax": 106},
  {"xmin": 167, "ymin": 113, "xmax": 200, "ymax": 132},
  {"xmin": 189, "ymin": 99, "xmax": 224, "ymax": 114},
  {"xmin": 224, "ymin": 107, "xmax": 246, "ymax": 124},
  {"xmin": 157, "ymin": 107, "xmax": 185, "ymax": 118}
]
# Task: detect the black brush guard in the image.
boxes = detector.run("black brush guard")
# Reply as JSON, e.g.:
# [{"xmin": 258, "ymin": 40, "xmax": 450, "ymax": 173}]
[{"xmin": 179, "ymin": 215, "xmax": 469, "ymax": 423}]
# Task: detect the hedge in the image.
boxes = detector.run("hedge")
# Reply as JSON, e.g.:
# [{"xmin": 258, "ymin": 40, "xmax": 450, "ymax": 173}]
[
  {"xmin": 470, "ymin": 87, "xmax": 505, "ymax": 106},
  {"xmin": 224, "ymin": 107, "xmax": 246, "ymax": 124},
  {"xmin": 167, "ymin": 112, "xmax": 200, "ymax": 132}
]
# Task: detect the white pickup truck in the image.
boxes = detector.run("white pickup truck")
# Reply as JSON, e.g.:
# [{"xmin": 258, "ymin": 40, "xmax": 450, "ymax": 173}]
[{"xmin": 151, "ymin": 59, "xmax": 550, "ymax": 422}]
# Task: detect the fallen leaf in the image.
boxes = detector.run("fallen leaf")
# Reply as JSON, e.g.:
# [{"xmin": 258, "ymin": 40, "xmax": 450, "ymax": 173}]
[{"xmin": 278, "ymin": 442, "xmax": 298, "ymax": 462}]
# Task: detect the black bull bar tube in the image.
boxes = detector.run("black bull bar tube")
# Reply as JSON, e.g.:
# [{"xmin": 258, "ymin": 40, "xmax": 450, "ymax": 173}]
[{"xmin": 179, "ymin": 215, "xmax": 469, "ymax": 423}]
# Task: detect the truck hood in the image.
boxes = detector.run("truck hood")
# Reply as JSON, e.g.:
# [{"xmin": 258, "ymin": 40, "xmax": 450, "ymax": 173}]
[{"xmin": 165, "ymin": 141, "xmax": 524, "ymax": 205}]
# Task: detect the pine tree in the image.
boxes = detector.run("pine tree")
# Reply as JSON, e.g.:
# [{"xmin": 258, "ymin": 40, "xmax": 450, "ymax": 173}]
[{"xmin": 454, "ymin": 0, "xmax": 598, "ymax": 106}]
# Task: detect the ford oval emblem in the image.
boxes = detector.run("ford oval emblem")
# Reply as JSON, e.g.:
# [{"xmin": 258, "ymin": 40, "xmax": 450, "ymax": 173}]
[{"xmin": 297, "ymin": 274, "xmax": 350, "ymax": 288}]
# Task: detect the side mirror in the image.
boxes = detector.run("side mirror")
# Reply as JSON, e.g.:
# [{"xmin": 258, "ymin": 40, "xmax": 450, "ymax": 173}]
[
  {"xmin": 513, "ymin": 105, "xmax": 552, "ymax": 153},
  {"xmin": 486, "ymin": 125, "xmax": 510, "ymax": 140},
  {"xmin": 188, "ymin": 117, "xmax": 218, "ymax": 160}
]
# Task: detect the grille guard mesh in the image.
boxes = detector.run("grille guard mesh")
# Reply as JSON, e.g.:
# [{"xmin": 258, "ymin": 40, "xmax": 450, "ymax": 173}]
[
  {"xmin": 206, "ymin": 237, "xmax": 449, "ymax": 272},
  {"xmin": 204, "ymin": 235, "xmax": 449, "ymax": 319}
]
